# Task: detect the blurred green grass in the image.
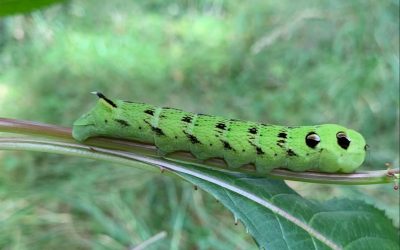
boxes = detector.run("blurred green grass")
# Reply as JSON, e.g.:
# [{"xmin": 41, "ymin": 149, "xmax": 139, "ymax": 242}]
[{"xmin": 0, "ymin": 0, "xmax": 398, "ymax": 249}]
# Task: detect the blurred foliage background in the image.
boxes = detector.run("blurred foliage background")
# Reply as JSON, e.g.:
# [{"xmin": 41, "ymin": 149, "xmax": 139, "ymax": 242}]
[{"xmin": 0, "ymin": 0, "xmax": 398, "ymax": 249}]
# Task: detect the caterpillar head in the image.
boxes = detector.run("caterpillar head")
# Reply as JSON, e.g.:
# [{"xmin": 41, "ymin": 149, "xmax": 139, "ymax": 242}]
[
  {"xmin": 307, "ymin": 124, "xmax": 367, "ymax": 173},
  {"xmin": 72, "ymin": 92, "xmax": 117, "ymax": 141}
]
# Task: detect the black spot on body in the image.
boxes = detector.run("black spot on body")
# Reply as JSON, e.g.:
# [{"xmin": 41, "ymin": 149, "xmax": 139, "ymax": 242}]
[
  {"xmin": 248, "ymin": 127, "xmax": 258, "ymax": 134},
  {"xmin": 247, "ymin": 139, "xmax": 264, "ymax": 154},
  {"xmin": 143, "ymin": 120, "xmax": 165, "ymax": 136},
  {"xmin": 278, "ymin": 132, "xmax": 287, "ymax": 139},
  {"xmin": 287, "ymin": 149, "xmax": 297, "ymax": 156},
  {"xmin": 181, "ymin": 116, "xmax": 192, "ymax": 123},
  {"xmin": 256, "ymin": 146, "xmax": 265, "ymax": 155},
  {"xmin": 144, "ymin": 109, "xmax": 155, "ymax": 116},
  {"xmin": 221, "ymin": 140, "xmax": 235, "ymax": 151},
  {"xmin": 277, "ymin": 139, "xmax": 286, "ymax": 148},
  {"xmin": 184, "ymin": 131, "xmax": 201, "ymax": 144},
  {"xmin": 114, "ymin": 119, "xmax": 130, "ymax": 127},
  {"xmin": 152, "ymin": 127, "xmax": 165, "ymax": 136},
  {"xmin": 216, "ymin": 122, "xmax": 227, "ymax": 130},
  {"xmin": 104, "ymin": 119, "xmax": 108, "ymax": 123}
]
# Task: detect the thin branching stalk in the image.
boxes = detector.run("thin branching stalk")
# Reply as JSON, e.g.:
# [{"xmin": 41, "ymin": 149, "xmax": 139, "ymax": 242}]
[{"xmin": 0, "ymin": 118, "xmax": 398, "ymax": 185}]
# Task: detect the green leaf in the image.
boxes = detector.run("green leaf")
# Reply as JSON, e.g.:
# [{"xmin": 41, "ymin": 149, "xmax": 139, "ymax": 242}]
[
  {"xmin": 176, "ymin": 166, "xmax": 399, "ymax": 249},
  {"xmin": 0, "ymin": 0, "xmax": 65, "ymax": 17}
]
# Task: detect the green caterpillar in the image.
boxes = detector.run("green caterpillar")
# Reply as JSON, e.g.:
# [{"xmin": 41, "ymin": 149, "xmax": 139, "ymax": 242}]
[{"xmin": 72, "ymin": 92, "xmax": 367, "ymax": 173}]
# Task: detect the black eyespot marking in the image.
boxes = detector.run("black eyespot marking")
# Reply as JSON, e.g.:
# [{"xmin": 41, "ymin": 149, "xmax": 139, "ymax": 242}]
[
  {"xmin": 242, "ymin": 149, "xmax": 245, "ymax": 152},
  {"xmin": 184, "ymin": 131, "xmax": 201, "ymax": 144},
  {"xmin": 114, "ymin": 119, "xmax": 130, "ymax": 127},
  {"xmin": 337, "ymin": 132, "xmax": 351, "ymax": 150},
  {"xmin": 248, "ymin": 127, "xmax": 258, "ymax": 134},
  {"xmin": 174, "ymin": 136, "xmax": 178, "ymax": 139},
  {"xmin": 209, "ymin": 143, "xmax": 213, "ymax": 146},
  {"xmin": 181, "ymin": 116, "xmax": 192, "ymax": 123},
  {"xmin": 94, "ymin": 92, "xmax": 117, "ymax": 108},
  {"xmin": 144, "ymin": 109, "xmax": 154, "ymax": 116},
  {"xmin": 274, "ymin": 153, "xmax": 278, "ymax": 156},
  {"xmin": 278, "ymin": 132, "xmax": 287, "ymax": 139},
  {"xmin": 287, "ymin": 149, "xmax": 297, "ymax": 156},
  {"xmin": 305, "ymin": 132, "xmax": 320, "ymax": 148},
  {"xmin": 221, "ymin": 140, "xmax": 235, "ymax": 151},
  {"xmin": 256, "ymin": 146, "xmax": 265, "ymax": 155},
  {"xmin": 216, "ymin": 122, "xmax": 227, "ymax": 130},
  {"xmin": 104, "ymin": 119, "xmax": 108, "ymax": 123},
  {"xmin": 139, "ymin": 126, "xmax": 142, "ymax": 130},
  {"xmin": 364, "ymin": 144, "xmax": 369, "ymax": 151}
]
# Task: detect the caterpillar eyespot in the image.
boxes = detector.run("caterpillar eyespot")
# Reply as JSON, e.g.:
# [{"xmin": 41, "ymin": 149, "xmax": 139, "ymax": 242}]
[
  {"xmin": 305, "ymin": 132, "xmax": 320, "ymax": 149},
  {"xmin": 336, "ymin": 131, "xmax": 351, "ymax": 150},
  {"xmin": 72, "ymin": 93, "xmax": 367, "ymax": 173}
]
